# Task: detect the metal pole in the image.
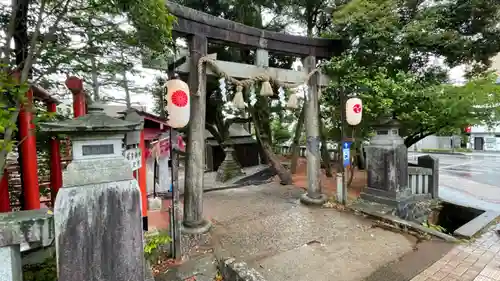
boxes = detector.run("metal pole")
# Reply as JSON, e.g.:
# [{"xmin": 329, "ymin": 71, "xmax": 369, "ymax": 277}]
[
  {"xmin": 170, "ymin": 129, "xmax": 182, "ymax": 261},
  {"xmin": 340, "ymin": 88, "xmax": 347, "ymax": 205}
]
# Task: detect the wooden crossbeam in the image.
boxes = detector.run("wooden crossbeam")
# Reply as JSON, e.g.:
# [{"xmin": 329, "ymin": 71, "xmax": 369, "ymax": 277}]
[
  {"xmin": 175, "ymin": 57, "xmax": 331, "ymax": 87},
  {"xmin": 165, "ymin": 1, "xmax": 344, "ymax": 58}
]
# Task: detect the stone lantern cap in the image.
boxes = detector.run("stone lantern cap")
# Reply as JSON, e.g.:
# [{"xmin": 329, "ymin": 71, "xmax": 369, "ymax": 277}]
[
  {"xmin": 40, "ymin": 103, "xmax": 142, "ymax": 135},
  {"xmin": 373, "ymin": 117, "xmax": 401, "ymax": 130}
]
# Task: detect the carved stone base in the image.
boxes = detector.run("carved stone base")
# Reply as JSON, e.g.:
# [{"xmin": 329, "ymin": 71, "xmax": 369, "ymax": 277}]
[
  {"xmin": 360, "ymin": 189, "xmax": 432, "ymax": 221},
  {"xmin": 181, "ymin": 219, "xmax": 212, "ymax": 235},
  {"xmin": 300, "ymin": 193, "xmax": 327, "ymax": 206}
]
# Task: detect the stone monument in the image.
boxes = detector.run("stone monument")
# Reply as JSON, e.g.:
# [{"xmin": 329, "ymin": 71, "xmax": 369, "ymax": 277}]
[
  {"xmin": 0, "ymin": 210, "xmax": 54, "ymax": 281},
  {"xmin": 360, "ymin": 118, "xmax": 411, "ymax": 209},
  {"xmin": 40, "ymin": 104, "xmax": 144, "ymax": 281}
]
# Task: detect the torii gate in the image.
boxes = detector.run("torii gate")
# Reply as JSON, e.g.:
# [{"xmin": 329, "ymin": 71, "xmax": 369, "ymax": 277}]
[{"xmin": 146, "ymin": 1, "xmax": 345, "ymax": 234}]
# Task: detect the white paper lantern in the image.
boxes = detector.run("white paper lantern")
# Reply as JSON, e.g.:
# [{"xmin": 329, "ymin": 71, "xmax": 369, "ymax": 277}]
[
  {"xmin": 345, "ymin": 97, "xmax": 362, "ymax": 126},
  {"xmin": 165, "ymin": 79, "xmax": 190, "ymax": 128}
]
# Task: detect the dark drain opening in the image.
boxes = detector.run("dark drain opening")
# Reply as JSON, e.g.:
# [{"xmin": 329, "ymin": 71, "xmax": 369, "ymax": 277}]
[{"xmin": 434, "ymin": 202, "xmax": 484, "ymax": 234}]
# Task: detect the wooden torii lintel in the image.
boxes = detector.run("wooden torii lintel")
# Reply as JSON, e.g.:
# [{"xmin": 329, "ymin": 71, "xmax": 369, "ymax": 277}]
[{"xmin": 174, "ymin": 54, "xmax": 331, "ymax": 87}]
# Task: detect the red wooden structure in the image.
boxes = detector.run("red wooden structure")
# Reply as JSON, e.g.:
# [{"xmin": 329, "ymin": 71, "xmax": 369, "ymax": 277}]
[
  {"xmin": 0, "ymin": 76, "xmax": 151, "ymax": 217},
  {"xmin": 127, "ymin": 109, "xmax": 171, "ymax": 229},
  {"xmin": 0, "ymin": 82, "xmax": 61, "ymax": 212}
]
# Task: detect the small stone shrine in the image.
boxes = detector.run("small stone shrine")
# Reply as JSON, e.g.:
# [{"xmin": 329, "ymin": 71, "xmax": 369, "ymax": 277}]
[
  {"xmin": 40, "ymin": 103, "xmax": 144, "ymax": 281},
  {"xmin": 360, "ymin": 118, "xmax": 411, "ymax": 209},
  {"xmin": 216, "ymin": 146, "xmax": 244, "ymax": 182}
]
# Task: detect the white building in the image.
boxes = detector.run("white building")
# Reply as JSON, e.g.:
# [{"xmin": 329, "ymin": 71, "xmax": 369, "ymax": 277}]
[{"xmin": 467, "ymin": 53, "xmax": 500, "ymax": 151}]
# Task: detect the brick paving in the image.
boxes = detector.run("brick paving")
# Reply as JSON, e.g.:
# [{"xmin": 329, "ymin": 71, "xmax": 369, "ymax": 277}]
[{"xmin": 411, "ymin": 226, "xmax": 500, "ymax": 281}]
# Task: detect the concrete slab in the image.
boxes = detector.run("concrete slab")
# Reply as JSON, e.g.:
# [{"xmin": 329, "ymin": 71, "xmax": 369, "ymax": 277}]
[
  {"xmin": 205, "ymin": 183, "xmax": 417, "ymax": 281},
  {"xmin": 454, "ymin": 210, "xmax": 499, "ymax": 238},
  {"xmin": 364, "ymin": 240, "xmax": 453, "ymax": 281}
]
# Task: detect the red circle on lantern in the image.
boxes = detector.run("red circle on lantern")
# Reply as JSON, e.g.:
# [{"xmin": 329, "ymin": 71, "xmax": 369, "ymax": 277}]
[
  {"xmin": 353, "ymin": 104, "xmax": 362, "ymax": 114},
  {"xmin": 171, "ymin": 90, "xmax": 188, "ymax": 107}
]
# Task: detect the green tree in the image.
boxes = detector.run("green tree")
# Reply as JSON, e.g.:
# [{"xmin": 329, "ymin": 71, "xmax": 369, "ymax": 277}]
[
  {"xmin": 0, "ymin": 0, "xmax": 174, "ymax": 179},
  {"xmin": 321, "ymin": 0, "xmax": 500, "ymax": 147},
  {"xmin": 322, "ymin": 56, "xmax": 500, "ymax": 148}
]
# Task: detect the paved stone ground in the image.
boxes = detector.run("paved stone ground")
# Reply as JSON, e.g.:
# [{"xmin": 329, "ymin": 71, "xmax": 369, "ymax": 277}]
[
  {"xmin": 204, "ymin": 182, "xmax": 418, "ymax": 281},
  {"xmin": 410, "ymin": 224, "xmax": 500, "ymax": 281}
]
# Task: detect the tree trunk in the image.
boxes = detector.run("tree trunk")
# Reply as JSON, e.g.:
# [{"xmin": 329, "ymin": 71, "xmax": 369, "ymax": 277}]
[
  {"xmin": 250, "ymin": 106, "xmax": 292, "ymax": 185},
  {"xmin": 90, "ymin": 56, "xmax": 100, "ymax": 101},
  {"xmin": 261, "ymin": 141, "xmax": 292, "ymax": 185},
  {"xmin": 290, "ymin": 105, "xmax": 306, "ymax": 174},
  {"xmin": 319, "ymin": 117, "xmax": 332, "ymax": 177}
]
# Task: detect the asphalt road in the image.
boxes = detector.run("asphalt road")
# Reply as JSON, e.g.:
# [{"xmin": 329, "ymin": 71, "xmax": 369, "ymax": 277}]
[{"xmin": 409, "ymin": 152, "xmax": 500, "ymax": 212}]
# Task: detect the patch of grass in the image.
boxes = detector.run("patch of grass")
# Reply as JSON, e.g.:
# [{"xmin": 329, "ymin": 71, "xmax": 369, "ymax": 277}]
[{"xmin": 420, "ymin": 148, "xmax": 472, "ymax": 153}]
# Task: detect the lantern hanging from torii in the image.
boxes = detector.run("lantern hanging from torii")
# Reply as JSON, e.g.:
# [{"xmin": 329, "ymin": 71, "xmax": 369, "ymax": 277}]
[
  {"xmin": 345, "ymin": 97, "xmax": 363, "ymax": 126},
  {"xmin": 165, "ymin": 78, "xmax": 190, "ymax": 128}
]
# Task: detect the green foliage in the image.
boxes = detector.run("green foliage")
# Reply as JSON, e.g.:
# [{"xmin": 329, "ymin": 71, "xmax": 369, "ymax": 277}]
[
  {"xmin": 23, "ymin": 256, "xmax": 57, "ymax": 281},
  {"xmin": 271, "ymin": 119, "xmax": 291, "ymax": 145},
  {"xmin": 0, "ymin": 72, "xmax": 29, "ymax": 154},
  {"xmin": 321, "ymin": 0, "xmax": 500, "ymax": 147},
  {"xmin": 422, "ymin": 220, "xmax": 447, "ymax": 234},
  {"xmin": 323, "ymin": 55, "xmax": 500, "ymax": 146},
  {"xmin": 151, "ymin": 76, "xmax": 167, "ymax": 116},
  {"xmin": 144, "ymin": 230, "xmax": 172, "ymax": 263}
]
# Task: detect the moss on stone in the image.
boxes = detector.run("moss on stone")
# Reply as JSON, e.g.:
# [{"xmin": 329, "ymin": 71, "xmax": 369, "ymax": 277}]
[{"xmin": 23, "ymin": 256, "xmax": 57, "ymax": 281}]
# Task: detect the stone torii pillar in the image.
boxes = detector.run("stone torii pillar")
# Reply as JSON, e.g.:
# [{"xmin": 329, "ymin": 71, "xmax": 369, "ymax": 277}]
[
  {"xmin": 183, "ymin": 34, "xmax": 211, "ymax": 234},
  {"xmin": 300, "ymin": 56, "xmax": 327, "ymax": 205}
]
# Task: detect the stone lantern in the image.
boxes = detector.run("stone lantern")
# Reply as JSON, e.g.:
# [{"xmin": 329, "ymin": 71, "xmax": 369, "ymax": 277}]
[
  {"xmin": 360, "ymin": 117, "xmax": 410, "ymax": 208},
  {"xmin": 40, "ymin": 103, "xmax": 145, "ymax": 281}
]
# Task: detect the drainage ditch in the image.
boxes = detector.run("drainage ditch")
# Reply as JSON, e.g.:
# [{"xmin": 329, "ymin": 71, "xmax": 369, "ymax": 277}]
[{"xmin": 428, "ymin": 202, "xmax": 484, "ymax": 235}]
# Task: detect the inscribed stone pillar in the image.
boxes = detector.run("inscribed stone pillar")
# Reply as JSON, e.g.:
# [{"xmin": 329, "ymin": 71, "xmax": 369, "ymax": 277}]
[
  {"xmin": 300, "ymin": 56, "xmax": 327, "ymax": 205},
  {"xmin": 40, "ymin": 104, "xmax": 144, "ymax": 281},
  {"xmin": 183, "ymin": 34, "xmax": 211, "ymax": 234},
  {"xmin": 360, "ymin": 118, "xmax": 411, "ymax": 207}
]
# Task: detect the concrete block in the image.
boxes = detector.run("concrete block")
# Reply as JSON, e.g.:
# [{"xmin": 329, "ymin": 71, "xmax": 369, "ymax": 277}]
[{"xmin": 454, "ymin": 210, "xmax": 500, "ymax": 239}]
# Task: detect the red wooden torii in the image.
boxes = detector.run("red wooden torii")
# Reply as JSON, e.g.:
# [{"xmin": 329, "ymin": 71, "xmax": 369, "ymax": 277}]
[{"xmin": 0, "ymin": 81, "xmax": 62, "ymax": 212}]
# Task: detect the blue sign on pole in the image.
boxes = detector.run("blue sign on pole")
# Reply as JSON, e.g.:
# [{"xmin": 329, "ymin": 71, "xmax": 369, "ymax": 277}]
[{"xmin": 342, "ymin": 141, "xmax": 352, "ymax": 168}]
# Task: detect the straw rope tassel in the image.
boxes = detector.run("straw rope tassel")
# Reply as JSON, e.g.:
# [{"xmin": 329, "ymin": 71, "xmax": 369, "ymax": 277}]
[
  {"xmin": 232, "ymin": 85, "xmax": 246, "ymax": 109},
  {"xmin": 286, "ymin": 93, "xmax": 299, "ymax": 109},
  {"xmin": 260, "ymin": 78, "xmax": 274, "ymax": 96}
]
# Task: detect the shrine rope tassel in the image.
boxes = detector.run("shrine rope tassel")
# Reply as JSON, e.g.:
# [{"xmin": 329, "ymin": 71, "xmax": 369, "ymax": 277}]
[
  {"xmin": 196, "ymin": 55, "xmax": 323, "ymax": 108},
  {"xmin": 286, "ymin": 93, "xmax": 298, "ymax": 109},
  {"xmin": 232, "ymin": 85, "xmax": 246, "ymax": 109}
]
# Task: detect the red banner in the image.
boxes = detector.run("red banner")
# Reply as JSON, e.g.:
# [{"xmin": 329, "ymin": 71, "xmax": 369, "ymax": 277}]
[{"xmin": 145, "ymin": 135, "xmax": 185, "ymax": 159}]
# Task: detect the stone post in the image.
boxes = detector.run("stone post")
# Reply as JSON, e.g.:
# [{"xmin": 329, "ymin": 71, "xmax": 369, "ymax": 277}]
[
  {"xmin": 300, "ymin": 56, "xmax": 327, "ymax": 205},
  {"xmin": 183, "ymin": 34, "xmax": 211, "ymax": 234},
  {"xmin": 417, "ymin": 155, "xmax": 439, "ymax": 199},
  {"xmin": 0, "ymin": 210, "xmax": 54, "ymax": 281},
  {"xmin": 40, "ymin": 104, "xmax": 144, "ymax": 281},
  {"xmin": 360, "ymin": 118, "xmax": 411, "ymax": 208}
]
